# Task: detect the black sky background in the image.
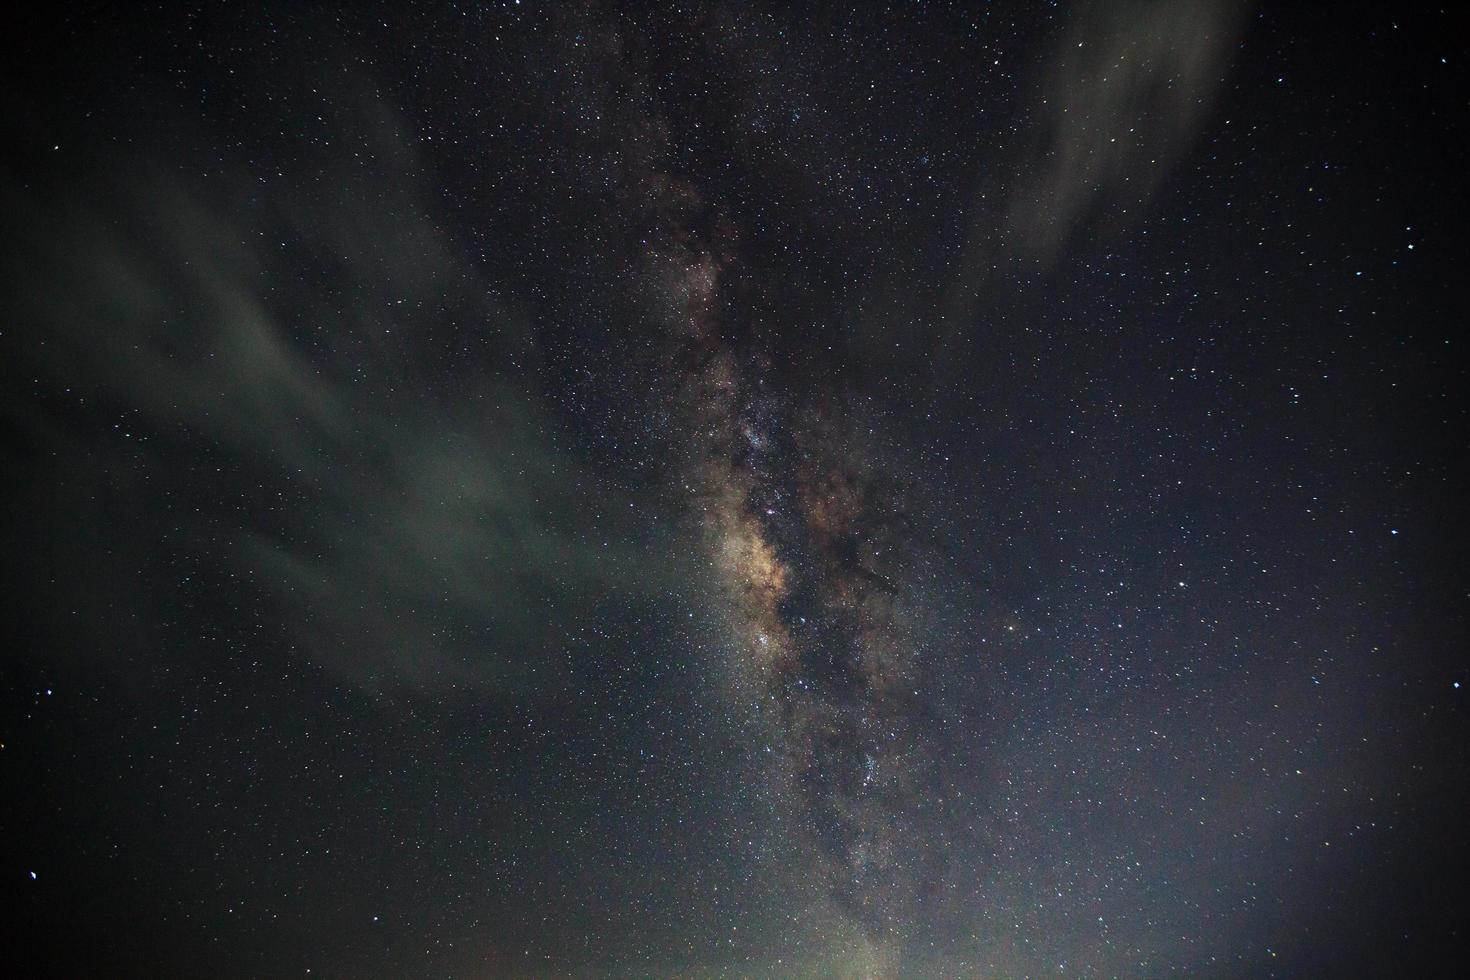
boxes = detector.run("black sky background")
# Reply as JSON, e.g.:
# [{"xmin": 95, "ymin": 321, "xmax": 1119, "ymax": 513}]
[{"xmin": 3, "ymin": 2, "xmax": 1467, "ymax": 977}]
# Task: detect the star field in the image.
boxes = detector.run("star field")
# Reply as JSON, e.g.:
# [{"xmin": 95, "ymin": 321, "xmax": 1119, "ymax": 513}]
[{"xmin": 2, "ymin": 2, "xmax": 1466, "ymax": 977}]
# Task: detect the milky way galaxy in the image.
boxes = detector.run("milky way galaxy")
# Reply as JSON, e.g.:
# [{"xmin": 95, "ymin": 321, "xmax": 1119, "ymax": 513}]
[{"xmin": 600, "ymin": 36, "xmax": 946, "ymax": 936}]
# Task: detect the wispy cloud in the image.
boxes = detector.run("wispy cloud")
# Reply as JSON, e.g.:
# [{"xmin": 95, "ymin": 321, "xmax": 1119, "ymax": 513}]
[
  {"xmin": 1003, "ymin": 0, "xmax": 1247, "ymax": 260},
  {"xmin": 947, "ymin": 0, "xmax": 1247, "ymax": 321},
  {"xmin": 4, "ymin": 103, "xmax": 670, "ymax": 698}
]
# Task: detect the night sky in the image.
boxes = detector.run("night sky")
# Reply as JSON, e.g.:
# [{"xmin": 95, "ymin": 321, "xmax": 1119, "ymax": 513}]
[{"xmin": 3, "ymin": 2, "xmax": 1467, "ymax": 977}]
